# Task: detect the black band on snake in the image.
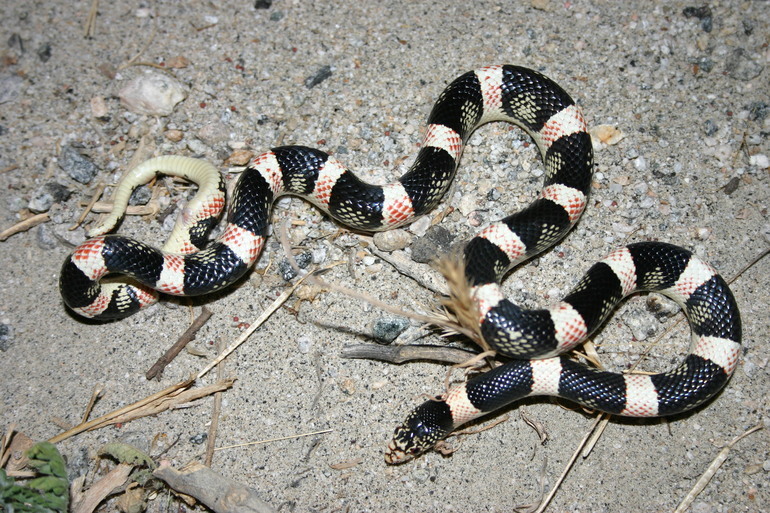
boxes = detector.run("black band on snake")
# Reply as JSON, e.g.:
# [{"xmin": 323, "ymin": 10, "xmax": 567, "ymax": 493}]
[{"xmin": 58, "ymin": 65, "xmax": 742, "ymax": 464}]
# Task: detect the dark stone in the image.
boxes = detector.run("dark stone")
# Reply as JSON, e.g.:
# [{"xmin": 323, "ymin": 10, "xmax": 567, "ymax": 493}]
[
  {"xmin": 254, "ymin": 0, "xmax": 272, "ymax": 8},
  {"xmin": 0, "ymin": 323, "xmax": 12, "ymax": 351},
  {"xmin": 37, "ymin": 42, "xmax": 51, "ymax": 62},
  {"xmin": 373, "ymin": 316, "xmax": 409, "ymax": 344},
  {"xmin": 410, "ymin": 225, "xmax": 454, "ymax": 264},
  {"xmin": 189, "ymin": 433, "xmax": 208, "ymax": 445},
  {"xmin": 129, "ymin": 185, "xmax": 152, "ymax": 206},
  {"xmin": 59, "ymin": 145, "xmax": 99, "ymax": 184},
  {"xmin": 682, "ymin": 5, "xmax": 713, "ymax": 32},
  {"xmin": 279, "ymin": 251, "xmax": 313, "ymax": 281},
  {"xmin": 305, "ymin": 66, "xmax": 332, "ymax": 89},
  {"xmin": 747, "ymin": 102, "xmax": 768, "ymax": 122},
  {"xmin": 46, "ymin": 182, "xmax": 72, "ymax": 203}
]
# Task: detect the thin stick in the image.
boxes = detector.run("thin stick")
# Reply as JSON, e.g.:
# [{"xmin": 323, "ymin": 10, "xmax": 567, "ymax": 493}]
[
  {"xmin": 0, "ymin": 423, "xmax": 17, "ymax": 468},
  {"xmin": 83, "ymin": 0, "xmax": 99, "ymax": 37},
  {"xmin": 194, "ymin": 276, "xmax": 309, "ymax": 380},
  {"xmin": 146, "ymin": 307, "xmax": 213, "ymax": 380},
  {"xmin": 214, "ymin": 429, "xmax": 333, "ymax": 452},
  {"xmin": 70, "ymin": 181, "xmax": 106, "ymax": 231},
  {"xmin": 277, "ymin": 221, "xmax": 479, "ymax": 343},
  {"xmin": 534, "ymin": 415, "xmax": 605, "ymax": 513},
  {"xmin": 369, "ymin": 246, "xmax": 447, "ymax": 295},
  {"xmin": 0, "ymin": 213, "xmax": 50, "ymax": 241},
  {"xmin": 340, "ymin": 343, "xmax": 479, "ymax": 365},
  {"xmin": 726, "ymin": 247, "xmax": 769, "ymax": 285},
  {"xmin": 580, "ymin": 413, "xmax": 610, "ymax": 458},
  {"xmin": 673, "ymin": 424, "xmax": 763, "ymax": 513},
  {"xmin": 80, "ymin": 385, "xmax": 104, "ymax": 424},
  {"xmin": 117, "ymin": 22, "xmax": 158, "ymax": 70},
  {"xmin": 48, "ymin": 379, "xmax": 193, "ymax": 444},
  {"xmin": 204, "ymin": 338, "xmax": 226, "ymax": 467}
]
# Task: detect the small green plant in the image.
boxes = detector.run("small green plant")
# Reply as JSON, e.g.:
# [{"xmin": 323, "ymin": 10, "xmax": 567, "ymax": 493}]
[{"xmin": 0, "ymin": 441, "xmax": 69, "ymax": 513}]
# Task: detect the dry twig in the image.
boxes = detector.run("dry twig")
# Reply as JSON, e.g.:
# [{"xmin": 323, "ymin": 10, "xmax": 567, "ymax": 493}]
[
  {"xmin": 204, "ymin": 338, "xmax": 226, "ymax": 467},
  {"xmin": 146, "ymin": 306, "xmax": 213, "ymax": 380},
  {"xmin": 72, "ymin": 463, "xmax": 133, "ymax": 513},
  {"xmin": 0, "ymin": 213, "xmax": 50, "ymax": 241},
  {"xmin": 340, "ymin": 343, "xmax": 479, "ymax": 365},
  {"xmin": 154, "ymin": 461, "xmax": 276, "ymax": 513},
  {"xmin": 674, "ymin": 424, "xmax": 763, "ymax": 513},
  {"xmin": 213, "ymin": 429, "xmax": 333, "ymax": 452},
  {"xmin": 69, "ymin": 181, "xmax": 106, "ymax": 231},
  {"xmin": 47, "ymin": 379, "xmax": 232, "ymax": 444},
  {"xmin": 83, "ymin": 0, "xmax": 99, "ymax": 37}
]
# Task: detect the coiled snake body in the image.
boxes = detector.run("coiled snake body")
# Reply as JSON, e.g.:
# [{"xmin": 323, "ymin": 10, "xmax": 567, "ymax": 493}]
[{"xmin": 59, "ymin": 65, "xmax": 742, "ymax": 464}]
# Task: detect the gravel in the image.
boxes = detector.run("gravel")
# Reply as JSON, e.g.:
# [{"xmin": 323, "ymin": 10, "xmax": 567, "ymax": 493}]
[{"xmin": 0, "ymin": 1, "xmax": 767, "ymax": 512}]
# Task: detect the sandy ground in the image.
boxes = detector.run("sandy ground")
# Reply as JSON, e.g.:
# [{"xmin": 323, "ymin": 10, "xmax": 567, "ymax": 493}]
[{"xmin": 1, "ymin": 1, "xmax": 769, "ymax": 512}]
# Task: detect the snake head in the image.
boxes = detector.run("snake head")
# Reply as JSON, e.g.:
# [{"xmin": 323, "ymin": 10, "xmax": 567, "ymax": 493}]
[{"xmin": 385, "ymin": 398, "xmax": 454, "ymax": 464}]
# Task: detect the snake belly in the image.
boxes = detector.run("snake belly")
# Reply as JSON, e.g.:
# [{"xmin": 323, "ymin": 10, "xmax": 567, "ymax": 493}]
[{"xmin": 58, "ymin": 65, "xmax": 742, "ymax": 465}]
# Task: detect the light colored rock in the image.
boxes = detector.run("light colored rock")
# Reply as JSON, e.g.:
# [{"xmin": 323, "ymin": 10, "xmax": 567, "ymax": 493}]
[{"xmin": 118, "ymin": 72, "xmax": 187, "ymax": 116}]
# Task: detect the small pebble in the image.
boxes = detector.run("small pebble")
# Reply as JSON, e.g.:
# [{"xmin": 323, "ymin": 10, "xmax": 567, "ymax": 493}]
[
  {"xmin": 129, "ymin": 185, "xmax": 152, "ymax": 206},
  {"xmin": 118, "ymin": 72, "xmax": 187, "ymax": 116},
  {"xmin": 224, "ymin": 149, "xmax": 254, "ymax": 166},
  {"xmin": 339, "ymin": 378, "xmax": 356, "ymax": 395},
  {"xmin": 696, "ymin": 227, "xmax": 711, "ymax": 240},
  {"xmin": 90, "ymin": 96, "xmax": 109, "ymax": 119},
  {"xmin": 410, "ymin": 225, "xmax": 454, "ymax": 263},
  {"xmin": 165, "ymin": 129, "xmax": 184, "ymax": 142},
  {"xmin": 372, "ymin": 316, "xmax": 409, "ymax": 344},
  {"xmin": 457, "ymin": 194, "xmax": 477, "ymax": 215},
  {"xmin": 0, "ymin": 74, "xmax": 25, "ymax": 104},
  {"xmin": 297, "ymin": 336, "xmax": 312, "ymax": 354},
  {"xmin": 189, "ymin": 433, "xmax": 208, "ymax": 445},
  {"xmin": 373, "ymin": 229, "xmax": 412, "ymax": 251},
  {"xmin": 254, "ymin": 0, "xmax": 272, "ymax": 8},
  {"xmin": 724, "ymin": 48, "xmax": 764, "ymax": 81},
  {"xmin": 28, "ymin": 189, "xmax": 54, "ymax": 213},
  {"xmin": 305, "ymin": 66, "xmax": 332, "ymax": 89},
  {"xmin": 703, "ymin": 119, "xmax": 718, "ymax": 136},
  {"xmin": 723, "ymin": 177, "xmax": 740, "ymax": 195},
  {"xmin": 749, "ymin": 154, "xmax": 769, "ymax": 169},
  {"xmin": 467, "ymin": 210, "xmax": 484, "ymax": 227},
  {"xmin": 197, "ymin": 121, "xmax": 229, "ymax": 146},
  {"xmin": 682, "ymin": 5, "xmax": 712, "ymax": 32},
  {"xmin": 58, "ymin": 145, "xmax": 98, "ymax": 184},
  {"xmin": 37, "ymin": 42, "xmax": 51, "ymax": 62},
  {"xmin": 278, "ymin": 251, "xmax": 312, "ymax": 281},
  {"xmin": 0, "ymin": 323, "xmax": 12, "ymax": 352}
]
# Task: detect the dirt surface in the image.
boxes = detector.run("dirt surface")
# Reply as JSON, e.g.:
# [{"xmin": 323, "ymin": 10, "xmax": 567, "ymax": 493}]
[{"xmin": 1, "ymin": 1, "xmax": 768, "ymax": 512}]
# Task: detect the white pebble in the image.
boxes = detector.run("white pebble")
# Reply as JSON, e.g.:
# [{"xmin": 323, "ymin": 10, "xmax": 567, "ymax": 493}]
[
  {"xmin": 457, "ymin": 194, "xmax": 477, "ymax": 216},
  {"xmin": 749, "ymin": 154, "xmax": 769, "ymax": 168},
  {"xmin": 373, "ymin": 229, "xmax": 412, "ymax": 251},
  {"xmin": 119, "ymin": 72, "xmax": 187, "ymax": 116},
  {"xmin": 297, "ymin": 336, "xmax": 313, "ymax": 354}
]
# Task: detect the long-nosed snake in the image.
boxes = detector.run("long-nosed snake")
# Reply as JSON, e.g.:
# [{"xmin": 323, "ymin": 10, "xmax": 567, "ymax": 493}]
[{"xmin": 59, "ymin": 65, "xmax": 741, "ymax": 464}]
